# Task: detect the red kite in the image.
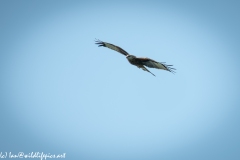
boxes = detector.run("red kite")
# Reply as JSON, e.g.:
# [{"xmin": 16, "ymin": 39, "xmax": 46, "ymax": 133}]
[{"xmin": 95, "ymin": 39, "xmax": 176, "ymax": 76}]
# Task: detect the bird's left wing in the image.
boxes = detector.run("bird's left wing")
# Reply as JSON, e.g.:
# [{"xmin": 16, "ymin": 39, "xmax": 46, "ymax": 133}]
[
  {"xmin": 137, "ymin": 57, "xmax": 176, "ymax": 73},
  {"xmin": 95, "ymin": 39, "xmax": 129, "ymax": 56}
]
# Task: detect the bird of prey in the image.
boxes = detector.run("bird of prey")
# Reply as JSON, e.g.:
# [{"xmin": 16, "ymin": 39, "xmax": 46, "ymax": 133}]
[{"xmin": 95, "ymin": 39, "xmax": 176, "ymax": 76}]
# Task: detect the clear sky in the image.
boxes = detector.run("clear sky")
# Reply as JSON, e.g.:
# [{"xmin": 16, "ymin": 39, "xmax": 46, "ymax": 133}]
[{"xmin": 1, "ymin": 0, "xmax": 240, "ymax": 160}]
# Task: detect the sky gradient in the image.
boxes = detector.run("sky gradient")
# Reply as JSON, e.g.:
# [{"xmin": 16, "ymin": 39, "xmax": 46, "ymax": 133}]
[{"xmin": 1, "ymin": 0, "xmax": 240, "ymax": 160}]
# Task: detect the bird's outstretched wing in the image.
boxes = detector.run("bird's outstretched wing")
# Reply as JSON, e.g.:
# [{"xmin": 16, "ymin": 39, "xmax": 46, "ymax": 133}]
[
  {"xmin": 95, "ymin": 39, "xmax": 129, "ymax": 56},
  {"xmin": 137, "ymin": 57, "xmax": 176, "ymax": 73}
]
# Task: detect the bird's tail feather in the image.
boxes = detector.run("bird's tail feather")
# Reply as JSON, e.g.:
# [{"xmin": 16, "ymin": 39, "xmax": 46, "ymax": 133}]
[{"xmin": 141, "ymin": 66, "xmax": 155, "ymax": 76}]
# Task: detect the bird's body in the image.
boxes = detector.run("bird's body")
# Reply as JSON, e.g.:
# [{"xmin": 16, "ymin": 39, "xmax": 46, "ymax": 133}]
[
  {"xmin": 95, "ymin": 39, "xmax": 176, "ymax": 76},
  {"xmin": 126, "ymin": 55, "xmax": 140, "ymax": 67},
  {"xmin": 126, "ymin": 55, "xmax": 155, "ymax": 76}
]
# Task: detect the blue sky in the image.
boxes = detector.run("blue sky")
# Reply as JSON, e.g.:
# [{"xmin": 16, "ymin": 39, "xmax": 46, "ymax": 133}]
[{"xmin": 1, "ymin": 0, "xmax": 240, "ymax": 160}]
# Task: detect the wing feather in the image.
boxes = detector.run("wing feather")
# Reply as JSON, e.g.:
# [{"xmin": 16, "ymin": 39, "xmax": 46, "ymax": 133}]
[
  {"xmin": 95, "ymin": 39, "xmax": 129, "ymax": 56},
  {"xmin": 137, "ymin": 57, "xmax": 176, "ymax": 73}
]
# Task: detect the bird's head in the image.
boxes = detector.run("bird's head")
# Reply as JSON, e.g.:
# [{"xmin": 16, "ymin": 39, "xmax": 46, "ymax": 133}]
[{"xmin": 126, "ymin": 55, "xmax": 136, "ymax": 60}]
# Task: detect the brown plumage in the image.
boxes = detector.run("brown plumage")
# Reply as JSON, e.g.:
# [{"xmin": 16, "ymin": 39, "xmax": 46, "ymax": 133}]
[{"xmin": 95, "ymin": 39, "xmax": 176, "ymax": 76}]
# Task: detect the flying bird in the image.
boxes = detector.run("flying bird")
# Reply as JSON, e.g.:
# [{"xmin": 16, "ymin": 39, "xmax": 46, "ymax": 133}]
[{"xmin": 95, "ymin": 39, "xmax": 176, "ymax": 76}]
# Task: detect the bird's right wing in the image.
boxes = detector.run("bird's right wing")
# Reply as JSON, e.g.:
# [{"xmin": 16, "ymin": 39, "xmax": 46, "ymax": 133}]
[
  {"xmin": 137, "ymin": 57, "xmax": 176, "ymax": 73},
  {"xmin": 95, "ymin": 39, "xmax": 129, "ymax": 56}
]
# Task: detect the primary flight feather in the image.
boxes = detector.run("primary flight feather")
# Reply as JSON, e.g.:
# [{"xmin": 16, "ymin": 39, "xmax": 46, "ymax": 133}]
[{"xmin": 95, "ymin": 39, "xmax": 176, "ymax": 76}]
